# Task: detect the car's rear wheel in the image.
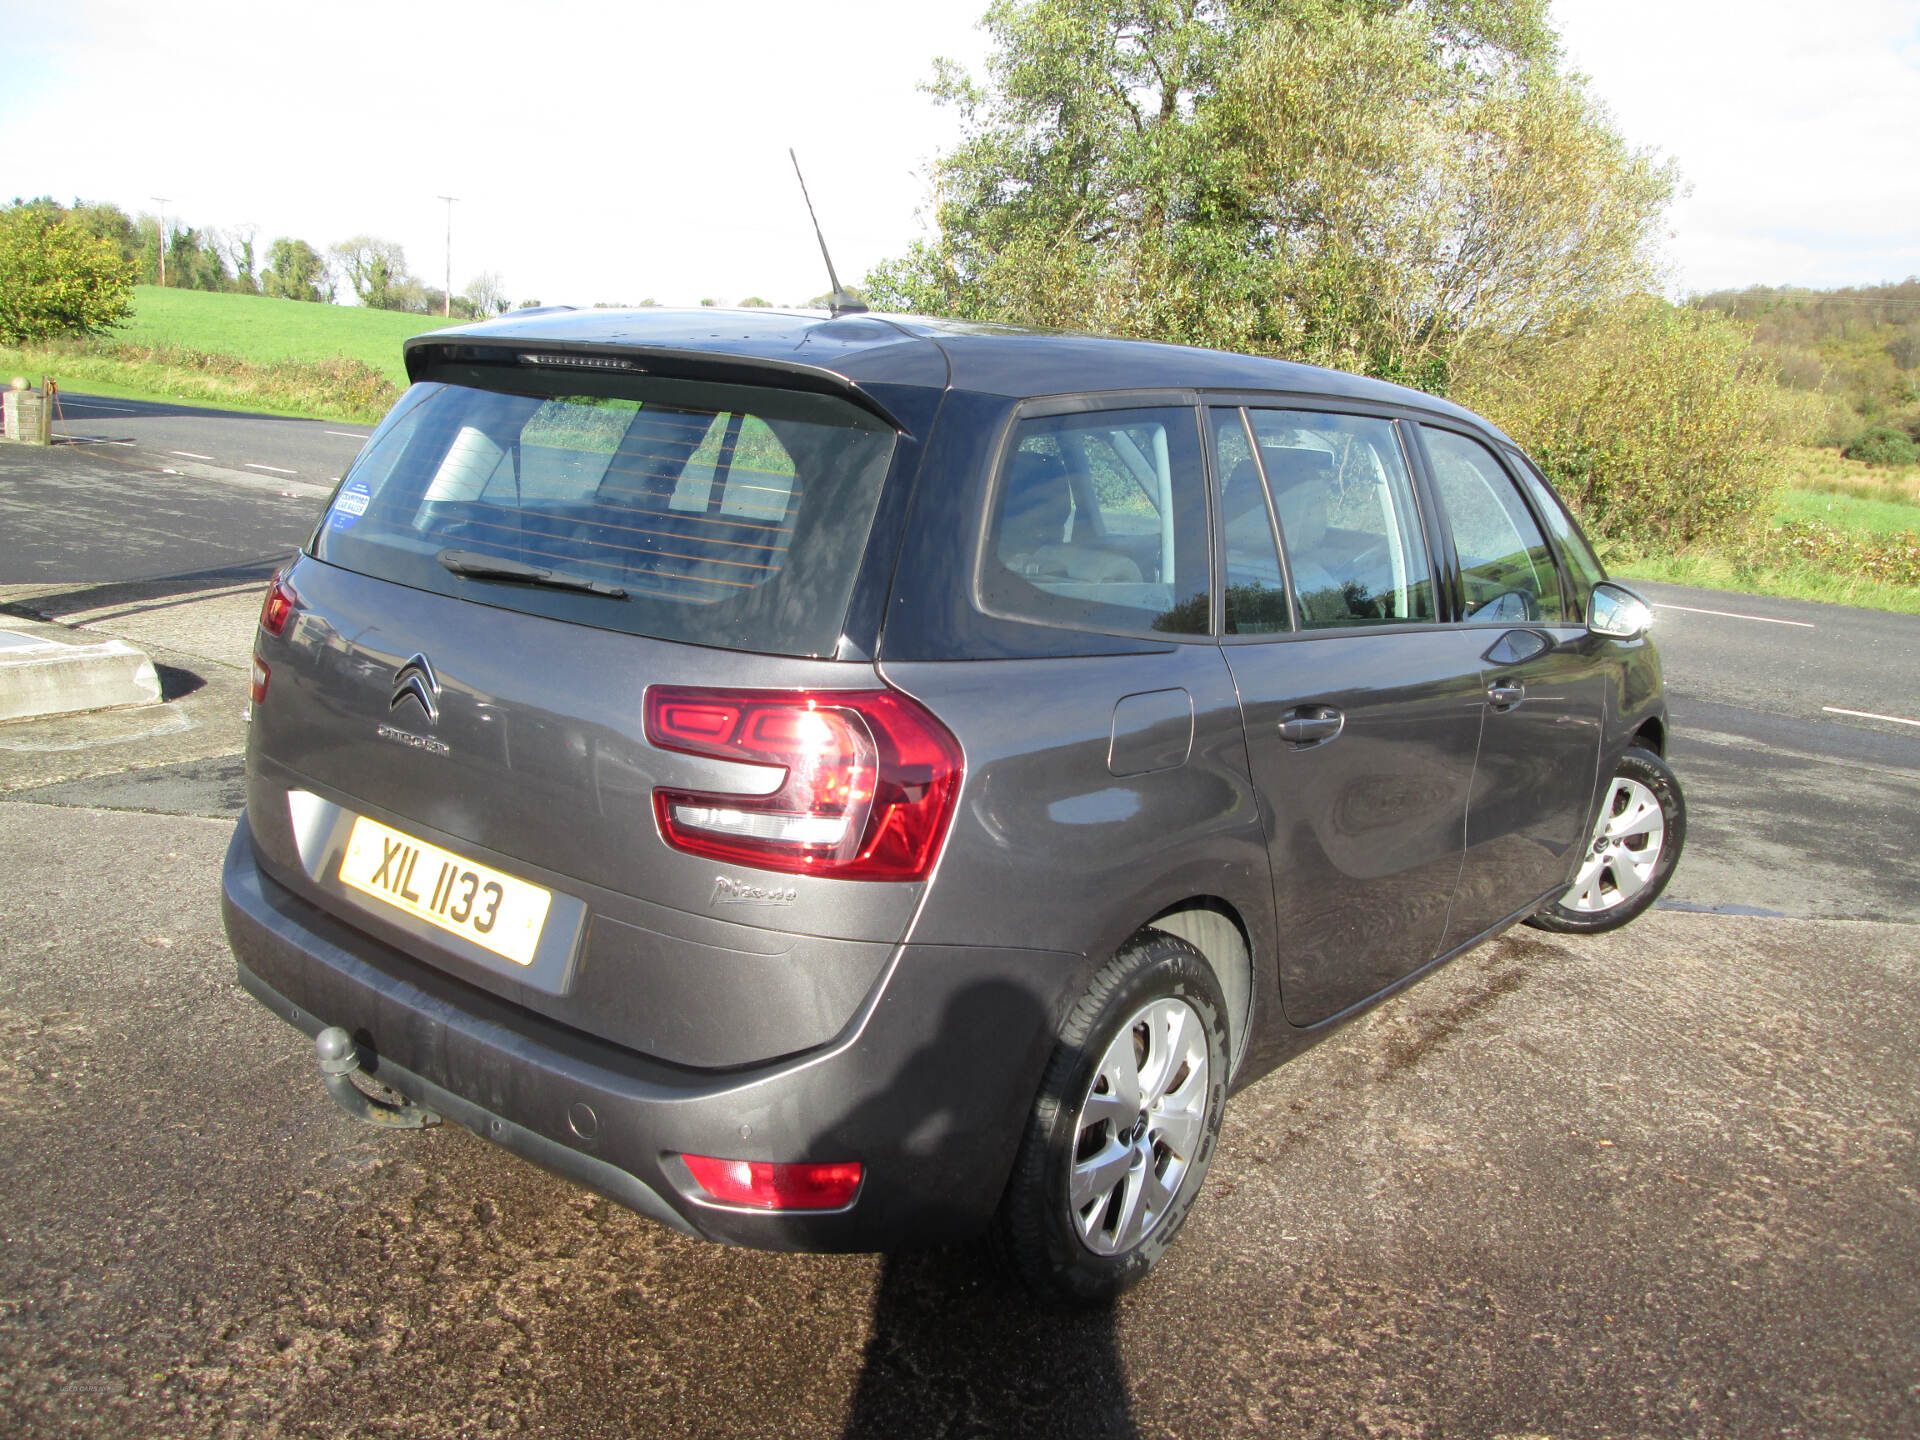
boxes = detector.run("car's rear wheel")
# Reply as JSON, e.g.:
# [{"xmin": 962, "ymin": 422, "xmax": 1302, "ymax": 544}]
[
  {"xmin": 1526, "ymin": 744, "xmax": 1685, "ymax": 934},
  {"xmin": 992, "ymin": 932, "xmax": 1228, "ymax": 1304}
]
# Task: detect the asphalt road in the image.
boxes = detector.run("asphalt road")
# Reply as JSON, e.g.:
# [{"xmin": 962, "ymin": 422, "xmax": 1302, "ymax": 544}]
[
  {"xmin": 52, "ymin": 391, "xmax": 370, "ymax": 490},
  {"xmin": 2, "ymin": 437, "xmax": 1918, "ymax": 1438}
]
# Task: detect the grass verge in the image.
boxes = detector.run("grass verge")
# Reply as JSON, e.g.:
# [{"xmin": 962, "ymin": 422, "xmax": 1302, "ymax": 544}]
[
  {"xmin": 2, "ymin": 339, "xmax": 399, "ymax": 424},
  {"xmin": 1607, "ymin": 447, "xmax": 1920, "ymax": 616},
  {"xmin": 1610, "ymin": 548, "xmax": 1920, "ymax": 616}
]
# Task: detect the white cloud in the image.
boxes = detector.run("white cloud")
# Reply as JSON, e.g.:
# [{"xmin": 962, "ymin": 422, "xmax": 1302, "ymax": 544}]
[
  {"xmin": 7, "ymin": 2, "xmax": 1916, "ymax": 304},
  {"xmin": 1, "ymin": 0, "xmax": 990, "ymax": 306},
  {"xmin": 1554, "ymin": 0, "xmax": 1920, "ymax": 292}
]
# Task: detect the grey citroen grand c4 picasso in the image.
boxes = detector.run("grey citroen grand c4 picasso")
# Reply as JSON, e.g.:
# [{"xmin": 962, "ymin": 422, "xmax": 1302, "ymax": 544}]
[{"xmin": 221, "ymin": 307, "xmax": 1683, "ymax": 1302}]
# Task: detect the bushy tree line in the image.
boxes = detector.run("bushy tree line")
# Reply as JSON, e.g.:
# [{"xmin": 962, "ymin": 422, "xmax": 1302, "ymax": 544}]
[
  {"xmin": 1692, "ymin": 279, "xmax": 1920, "ymax": 463},
  {"xmin": 0, "ymin": 197, "xmax": 515, "ymax": 335},
  {"xmin": 0, "ymin": 202, "xmax": 135, "ymax": 342},
  {"xmin": 861, "ymin": 0, "xmax": 1797, "ymax": 547}
]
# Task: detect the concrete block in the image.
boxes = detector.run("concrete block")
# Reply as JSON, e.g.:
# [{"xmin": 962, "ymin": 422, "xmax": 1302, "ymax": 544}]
[{"xmin": 0, "ymin": 622, "xmax": 162, "ymax": 723}]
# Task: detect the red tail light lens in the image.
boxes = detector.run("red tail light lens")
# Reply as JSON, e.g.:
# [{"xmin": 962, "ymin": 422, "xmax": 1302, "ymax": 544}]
[
  {"xmin": 259, "ymin": 572, "xmax": 299, "ymax": 636},
  {"xmin": 680, "ymin": 1154, "xmax": 864, "ymax": 1211},
  {"xmin": 644, "ymin": 686, "xmax": 963, "ymax": 881},
  {"xmin": 250, "ymin": 655, "xmax": 270, "ymax": 705}
]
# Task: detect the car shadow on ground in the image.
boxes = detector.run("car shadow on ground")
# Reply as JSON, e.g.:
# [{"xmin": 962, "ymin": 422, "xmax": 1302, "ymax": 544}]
[
  {"xmin": 842, "ymin": 1244, "xmax": 1139, "ymax": 1440},
  {"xmin": 0, "ymin": 557, "xmax": 290, "ymax": 623}
]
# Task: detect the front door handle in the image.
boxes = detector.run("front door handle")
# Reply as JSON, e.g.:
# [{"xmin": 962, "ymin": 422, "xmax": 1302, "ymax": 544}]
[
  {"xmin": 1278, "ymin": 706, "xmax": 1344, "ymax": 745},
  {"xmin": 1487, "ymin": 681, "xmax": 1526, "ymax": 711}
]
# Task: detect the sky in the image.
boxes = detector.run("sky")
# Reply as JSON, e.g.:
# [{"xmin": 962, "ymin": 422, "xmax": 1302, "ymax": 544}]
[{"xmin": 3, "ymin": 0, "xmax": 1916, "ymax": 308}]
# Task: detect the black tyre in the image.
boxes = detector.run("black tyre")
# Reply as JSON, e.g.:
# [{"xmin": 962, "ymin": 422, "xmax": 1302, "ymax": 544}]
[
  {"xmin": 1526, "ymin": 744, "xmax": 1685, "ymax": 935},
  {"xmin": 992, "ymin": 932, "xmax": 1229, "ymax": 1305}
]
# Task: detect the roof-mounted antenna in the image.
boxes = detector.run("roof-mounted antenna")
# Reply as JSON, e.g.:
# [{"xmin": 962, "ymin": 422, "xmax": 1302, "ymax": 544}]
[{"xmin": 790, "ymin": 148, "xmax": 868, "ymax": 317}]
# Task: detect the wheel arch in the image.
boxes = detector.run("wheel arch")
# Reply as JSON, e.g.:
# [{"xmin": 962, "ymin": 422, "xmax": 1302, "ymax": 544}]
[
  {"xmin": 1141, "ymin": 897, "xmax": 1254, "ymax": 1076},
  {"xmin": 1632, "ymin": 715, "xmax": 1667, "ymax": 755}
]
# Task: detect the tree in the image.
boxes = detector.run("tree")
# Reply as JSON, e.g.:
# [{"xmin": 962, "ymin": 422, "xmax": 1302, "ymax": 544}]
[
  {"xmin": 866, "ymin": 0, "xmax": 1674, "ymax": 391},
  {"xmin": 221, "ymin": 224, "xmax": 261, "ymax": 294},
  {"xmin": 1453, "ymin": 299, "xmax": 1794, "ymax": 548},
  {"xmin": 166, "ymin": 227, "xmax": 232, "ymax": 291},
  {"xmin": 462, "ymin": 270, "xmax": 508, "ymax": 316},
  {"xmin": 261, "ymin": 237, "xmax": 329, "ymax": 302},
  {"xmin": 0, "ymin": 202, "xmax": 135, "ymax": 342},
  {"xmin": 330, "ymin": 235, "xmax": 411, "ymax": 309}
]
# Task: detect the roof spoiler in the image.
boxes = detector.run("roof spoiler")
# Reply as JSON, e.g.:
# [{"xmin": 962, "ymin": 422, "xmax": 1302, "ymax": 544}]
[{"xmin": 401, "ymin": 336, "xmax": 909, "ymax": 434}]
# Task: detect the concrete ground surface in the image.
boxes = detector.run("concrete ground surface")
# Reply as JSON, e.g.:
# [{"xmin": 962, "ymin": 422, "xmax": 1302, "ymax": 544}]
[
  {"xmin": 1, "ymin": 803, "xmax": 1915, "ymax": 1439},
  {"xmin": 3, "ymin": 440, "xmax": 1918, "ymax": 1437}
]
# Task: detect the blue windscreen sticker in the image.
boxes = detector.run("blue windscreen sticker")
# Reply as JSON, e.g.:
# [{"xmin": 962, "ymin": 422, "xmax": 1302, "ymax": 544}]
[{"xmin": 330, "ymin": 477, "xmax": 372, "ymax": 531}]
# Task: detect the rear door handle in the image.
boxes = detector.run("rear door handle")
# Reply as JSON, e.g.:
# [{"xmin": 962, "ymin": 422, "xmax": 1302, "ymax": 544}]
[
  {"xmin": 1487, "ymin": 681, "xmax": 1526, "ymax": 711},
  {"xmin": 1278, "ymin": 706, "xmax": 1344, "ymax": 745}
]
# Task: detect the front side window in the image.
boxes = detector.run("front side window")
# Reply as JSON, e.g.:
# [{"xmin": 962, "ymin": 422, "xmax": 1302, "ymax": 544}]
[
  {"xmin": 1422, "ymin": 427, "xmax": 1567, "ymax": 624},
  {"xmin": 313, "ymin": 368, "xmax": 895, "ymax": 658},
  {"xmin": 1246, "ymin": 410, "xmax": 1435, "ymax": 630},
  {"xmin": 982, "ymin": 406, "xmax": 1212, "ymax": 635},
  {"xmin": 1511, "ymin": 451, "xmax": 1607, "ymax": 609}
]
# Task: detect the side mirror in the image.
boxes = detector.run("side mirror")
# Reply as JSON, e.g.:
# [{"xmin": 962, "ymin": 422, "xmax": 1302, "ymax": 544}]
[{"xmin": 1588, "ymin": 581, "xmax": 1653, "ymax": 639}]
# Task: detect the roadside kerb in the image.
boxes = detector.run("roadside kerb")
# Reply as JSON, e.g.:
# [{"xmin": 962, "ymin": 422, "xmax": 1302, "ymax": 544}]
[{"xmin": 0, "ymin": 618, "xmax": 161, "ymax": 723}]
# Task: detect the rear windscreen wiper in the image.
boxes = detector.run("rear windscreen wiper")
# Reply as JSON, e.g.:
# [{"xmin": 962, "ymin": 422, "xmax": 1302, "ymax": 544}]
[{"xmin": 436, "ymin": 548, "xmax": 629, "ymax": 599}]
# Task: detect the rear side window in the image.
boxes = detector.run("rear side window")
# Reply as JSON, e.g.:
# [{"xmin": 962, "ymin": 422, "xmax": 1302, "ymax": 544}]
[
  {"xmin": 981, "ymin": 407, "xmax": 1211, "ymax": 636},
  {"xmin": 312, "ymin": 370, "xmax": 896, "ymax": 658},
  {"xmin": 1247, "ymin": 410, "xmax": 1435, "ymax": 629},
  {"xmin": 1422, "ymin": 427, "xmax": 1567, "ymax": 624}
]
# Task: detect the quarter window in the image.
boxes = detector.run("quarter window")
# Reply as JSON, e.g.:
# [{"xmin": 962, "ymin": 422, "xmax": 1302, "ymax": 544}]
[
  {"xmin": 1422, "ymin": 428, "xmax": 1566, "ymax": 624},
  {"xmin": 982, "ymin": 407, "xmax": 1212, "ymax": 635},
  {"xmin": 1245, "ymin": 410, "xmax": 1434, "ymax": 629},
  {"xmin": 1212, "ymin": 408, "xmax": 1292, "ymax": 635}
]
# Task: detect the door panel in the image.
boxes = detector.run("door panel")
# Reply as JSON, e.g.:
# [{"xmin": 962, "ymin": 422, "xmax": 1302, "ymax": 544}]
[
  {"xmin": 1418, "ymin": 426, "xmax": 1607, "ymax": 943},
  {"xmin": 1445, "ymin": 632, "xmax": 1606, "ymax": 945},
  {"xmin": 1227, "ymin": 632, "xmax": 1485, "ymax": 1026}
]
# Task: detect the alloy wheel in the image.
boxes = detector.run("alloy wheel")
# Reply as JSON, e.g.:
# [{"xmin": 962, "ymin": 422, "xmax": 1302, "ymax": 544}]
[
  {"xmin": 1563, "ymin": 774, "xmax": 1666, "ymax": 914},
  {"xmin": 1068, "ymin": 997, "xmax": 1210, "ymax": 1256}
]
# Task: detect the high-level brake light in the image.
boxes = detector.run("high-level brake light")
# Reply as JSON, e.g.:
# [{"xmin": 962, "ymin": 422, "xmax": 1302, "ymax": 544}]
[{"xmin": 644, "ymin": 687, "xmax": 963, "ymax": 882}]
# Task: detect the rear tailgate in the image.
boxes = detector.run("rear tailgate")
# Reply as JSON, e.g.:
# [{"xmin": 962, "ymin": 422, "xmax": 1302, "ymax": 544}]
[{"xmin": 243, "ymin": 362, "xmax": 932, "ymax": 1068}]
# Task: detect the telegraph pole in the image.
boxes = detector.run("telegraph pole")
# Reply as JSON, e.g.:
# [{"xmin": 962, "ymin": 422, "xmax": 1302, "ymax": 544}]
[
  {"xmin": 150, "ymin": 196, "xmax": 171, "ymax": 286},
  {"xmin": 437, "ymin": 195, "xmax": 458, "ymax": 317}
]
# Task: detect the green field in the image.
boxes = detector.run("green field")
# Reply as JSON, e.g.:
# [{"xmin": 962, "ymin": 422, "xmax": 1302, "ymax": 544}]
[
  {"xmin": 1778, "ymin": 484, "xmax": 1920, "ymax": 536},
  {"xmin": 111, "ymin": 286, "xmax": 457, "ymax": 386}
]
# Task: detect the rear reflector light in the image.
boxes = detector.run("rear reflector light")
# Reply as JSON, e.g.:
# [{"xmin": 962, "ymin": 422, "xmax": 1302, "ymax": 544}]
[
  {"xmin": 680, "ymin": 1154, "xmax": 863, "ymax": 1211},
  {"xmin": 644, "ymin": 687, "xmax": 963, "ymax": 881},
  {"xmin": 259, "ymin": 573, "xmax": 298, "ymax": 636},
  {"xmin": 250, "ymin": 655, "xmax": 270, "ymax": 705}
]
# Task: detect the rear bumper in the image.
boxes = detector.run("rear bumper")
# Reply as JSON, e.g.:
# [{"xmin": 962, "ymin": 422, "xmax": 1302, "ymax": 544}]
[{"xmin": 220, "ymin": 813, "xmax": 1078, "ymax": 1251}]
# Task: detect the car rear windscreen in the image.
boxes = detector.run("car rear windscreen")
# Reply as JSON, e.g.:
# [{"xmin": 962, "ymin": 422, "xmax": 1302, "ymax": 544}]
[{"xmin": 310, "ymin": 366, "xmax": 899, "ymax": 657}]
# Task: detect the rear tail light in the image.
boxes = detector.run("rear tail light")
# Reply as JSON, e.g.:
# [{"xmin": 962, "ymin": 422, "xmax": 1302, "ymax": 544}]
[
  {"xmin": 680, "ymin": 1154, "xmax": 864, "ymax": 1211},
  {"xmin": 644, "ymin": 686, "xmax": 963, "ymax": 881},
  {"xmin": 259, "ymin": 572, "xmax": 299, "ymax": 636},
  {"xmin": 250, "ymin": 655, "xmax": 270, "ymax": 705}
]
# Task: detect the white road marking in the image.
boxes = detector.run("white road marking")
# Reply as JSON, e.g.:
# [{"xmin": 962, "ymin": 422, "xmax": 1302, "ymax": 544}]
[
  {"xmin": 1822, "ymin": 706, "xmax": 1920, "ymax": 729},
  {"xmin": 59, "ymin": 400, "xmax": 137, "ymax": 413},
  {"xmin": 325, "ymin": 430, "xmax": 369, "ymax": 439},
  {"xmin": 1652, "ymin": 602, "xmax": 1815, "ymax": 629},
  {"xmin": 244, "ymin": 462, "xmax": 297, "ymax": 475},
  {"xmin": 170, "ymin": 450, "xmax": 214, "ymax": 460}
]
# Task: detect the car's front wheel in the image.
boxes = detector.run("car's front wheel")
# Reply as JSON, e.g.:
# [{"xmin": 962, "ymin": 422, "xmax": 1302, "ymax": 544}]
[
  {"xmin": 992, "ymin": 932, "xmax": 1229, "ymax": 1305},
  {"xmin": 1526, "ymin": 744, "xmax": 1685, "ymax": 934}
]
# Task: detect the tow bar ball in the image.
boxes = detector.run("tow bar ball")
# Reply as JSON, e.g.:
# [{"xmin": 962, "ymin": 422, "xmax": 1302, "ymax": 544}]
[{"xmin": 314, "ymin": 1026, "xmax": 441, "ymax": 1129}]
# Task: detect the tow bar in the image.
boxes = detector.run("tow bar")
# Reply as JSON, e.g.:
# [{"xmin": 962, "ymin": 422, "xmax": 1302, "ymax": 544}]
[{"xmin": 315, "ymin": 1027, "xmax": 441, "ymax": 1129}]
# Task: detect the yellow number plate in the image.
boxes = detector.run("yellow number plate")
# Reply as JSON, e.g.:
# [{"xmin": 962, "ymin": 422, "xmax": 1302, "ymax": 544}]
[{"xmin": 339, "ymin": 815, "xmax": 551, "ymax": 967}]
